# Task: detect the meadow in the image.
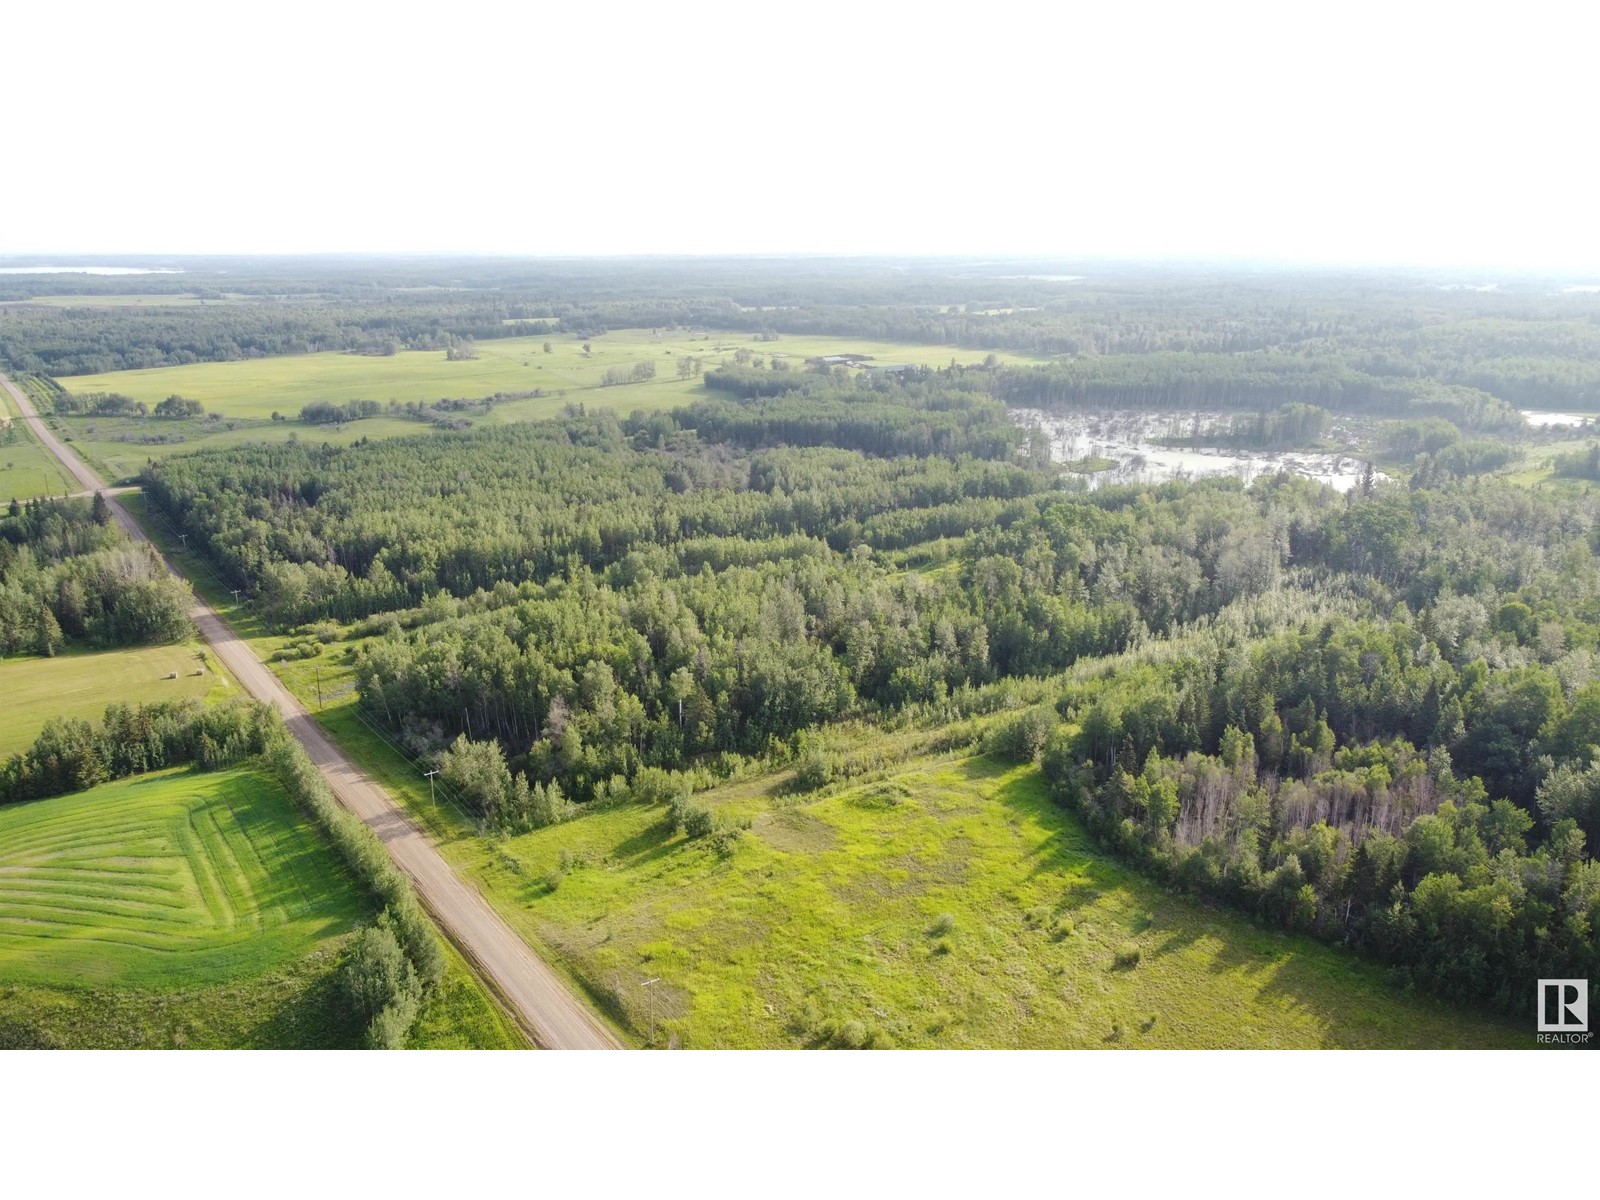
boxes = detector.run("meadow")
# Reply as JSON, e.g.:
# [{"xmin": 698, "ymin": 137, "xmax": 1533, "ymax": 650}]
[
  {"xmin": 255, "ymin": 690, "xmax": 1535, "ymax": 1049},
  {"xmin": 487, "ymin": 757, "xmax": 1538, "ymax": 1048},
  {"xmin": 0, "ymin": 642, "xmax": 225, "ymax": 758},
  {"xmin": 57, "ymin": 329, "xmax": 1039, "ymax": 415},
  {"xmin": 52, "ymin": 329, "xmax": 1047, "ymax": 479}
]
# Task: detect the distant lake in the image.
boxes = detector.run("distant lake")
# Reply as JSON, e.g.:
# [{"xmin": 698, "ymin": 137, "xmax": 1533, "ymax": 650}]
[
  {"xmin": 0, "ymin": 266, "xmax": 184, "ymax": 275},
  {"xmin": 1522, "ymin": 410, "xmax": 1598, "ymax": 428}
]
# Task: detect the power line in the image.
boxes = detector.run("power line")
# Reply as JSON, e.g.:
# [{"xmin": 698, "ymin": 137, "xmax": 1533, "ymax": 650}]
[{"xmin": 136, "ymin": 491, "xmax": 488, "ymax": 828}]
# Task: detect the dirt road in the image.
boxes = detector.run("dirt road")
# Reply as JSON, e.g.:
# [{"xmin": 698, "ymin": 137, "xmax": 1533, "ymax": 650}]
[{"xmin": 1, "ymin": 369, "xmax": 621, "ymax": 1050}]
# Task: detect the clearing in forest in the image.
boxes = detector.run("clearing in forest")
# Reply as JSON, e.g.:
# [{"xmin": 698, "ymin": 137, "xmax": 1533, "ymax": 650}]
[
  {"xmin": 348, "ymin": 745, "xmax": 1532, "ymax": 1049},
  {"xmin": 0, "ymin": 642, "xmax": 224, "ymax": 758}
]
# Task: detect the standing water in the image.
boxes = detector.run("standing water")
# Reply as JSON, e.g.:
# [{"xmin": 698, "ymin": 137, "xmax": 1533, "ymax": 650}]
[{"xmin": 1012, "ymin": 408, "xmax": 1379, "ymax": 493}]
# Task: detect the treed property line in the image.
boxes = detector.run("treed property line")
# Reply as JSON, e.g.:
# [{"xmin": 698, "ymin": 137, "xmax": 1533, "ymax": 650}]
[
  {"xmin": 0, "ymin": 366, "xmax": 621, "ymax": 1050},
  {"xmin": 131, "ymin": 496, "xmax": 492, "ymax": 828}
]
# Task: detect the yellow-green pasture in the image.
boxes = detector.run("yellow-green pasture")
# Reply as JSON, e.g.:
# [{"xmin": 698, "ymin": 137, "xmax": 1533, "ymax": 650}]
[
  {"xmin": 245, "ymin": 670, "xmax": 1536, "ymax": 1050},
  {"xmin": 0, "ymin": 642, "xmax": 226, "ymax": 758},
  {"xmin": 54, "ymin": 329, "xmax": 1045, "ymax": 480},
  {"xmin": 56, "ymin": 328, "xmax": 1041, "ymax": 418}
]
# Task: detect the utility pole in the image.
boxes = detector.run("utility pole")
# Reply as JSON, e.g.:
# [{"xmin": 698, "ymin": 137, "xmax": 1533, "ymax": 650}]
[
  {"xmin": 314, "ymin": 667, "xmax": 323, "ymax": 710},
  {"xmin": 177, "ymin": 533, "xmax": 188, "ymax": 552},
  {"xmin": 424, "ymin": 769, "xmax": 440, "ymax": 811},
  {"xmin": 230, "ymin": 588, "xmax": 242, "ymax": 605}
]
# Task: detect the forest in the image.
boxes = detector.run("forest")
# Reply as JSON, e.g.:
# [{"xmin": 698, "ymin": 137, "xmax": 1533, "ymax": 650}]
[{"xmin": 0, "ymin": 496, "xmax": 194, "ymax": 655}]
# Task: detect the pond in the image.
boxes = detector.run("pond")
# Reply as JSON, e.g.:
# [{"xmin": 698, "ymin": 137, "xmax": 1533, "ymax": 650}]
[{"xmin": 1011, "ymin": 407, "xmax": 1378, "ymax": 493}]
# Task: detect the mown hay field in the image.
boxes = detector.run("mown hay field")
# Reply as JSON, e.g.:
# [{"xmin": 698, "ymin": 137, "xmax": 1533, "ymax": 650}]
[
  {"xmin": 0, "ymin": 642, "xmax": 225, "ymax": 758},
  {"xmin": 0, "ymin": 766, "xmax": 367, "ymax": 989}
]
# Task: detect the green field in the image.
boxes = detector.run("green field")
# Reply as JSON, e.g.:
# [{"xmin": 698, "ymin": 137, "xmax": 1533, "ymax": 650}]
[
  {"xmin": 33, "ymin": 499, "xmax": 529, "ymax": 1048},
  {"xmin": 1, "ymin": 386, "xmax": 77, "ymax": 500},
  {"xmin": 477, "ymin": 756, "xmax": 1532, "ymax": 1048},
  {"xmin": 0, "ymin": 766, "xmax": 366, "ymax": 988},
  {"xmin": 52, "ymin": 329, "xmax": 1048, "ymax": 480},
  {"xmin": 57, "ymin": 329, "xmax": 1038, "ymax": 416},
  {"xmin": 1502, "ymin": 436, "xmax": 1600, "ymax": 490},
  {"xmin": 0, "ymin": 642, "xmax": 226, "ymax": 758},
  {"xmin": 0, "ymin": 764, "xmax": 526, "ymax": 1048}
]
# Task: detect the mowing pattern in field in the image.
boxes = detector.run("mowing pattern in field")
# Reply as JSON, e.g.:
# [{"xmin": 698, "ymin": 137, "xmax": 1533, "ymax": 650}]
[{"xmin": 0, "ymin": 767, "xmax": 367, "ymax": 988}]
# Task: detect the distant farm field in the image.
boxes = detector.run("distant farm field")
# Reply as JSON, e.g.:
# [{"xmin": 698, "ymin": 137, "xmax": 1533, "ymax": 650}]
[
  {"xmin": 0, "ymin": 642, "xmax": 226, "ymax": 758},
  {"xmin": 0, "ymin": 294, "xmax": 251, "ymax": 308},
  {"xmin": 56, "ymin": 329, "xmax": 1040, "ymax": 417},
  {"xmin": 50, "ymin": 329, "xmax": 1048, "ymax": 480},
  {"xmin": 0, "ymin": 766, "xmax": 367, "ymax": 989}
]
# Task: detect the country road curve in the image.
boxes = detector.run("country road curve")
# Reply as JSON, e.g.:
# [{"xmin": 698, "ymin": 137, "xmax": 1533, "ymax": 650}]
[{"xmin": 1, "ymin": 369, "xmax": 622, "ymax": 1050}]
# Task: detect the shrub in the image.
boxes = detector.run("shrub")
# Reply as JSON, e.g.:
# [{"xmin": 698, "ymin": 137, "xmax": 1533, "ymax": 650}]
[
  {"xmin": 794, "ymin": 745, "xmax": 837, "ymax": 791},
  {"xmin": 340, "ymin": 916, "xmax": 426, "ymax": 1049},
  {"xmin": 684, "ymin": 805, "xmax": 715, "ymax": 840},
  {"xmin": 630, "ymin": 766, "xmax": 682, "ymax": 806},
  {"xmin": 341, "ymin": 920, "xmax": 417, "ymax": 1024},
  {"xmin": 983, "ymin": 706, "xmax": 1058, "ymax": 763},
  {"xmin": 669, "ymin": 795, "xmax": 715, "ymax": 839},
  {"xmin": 833, "ymin": 1020, "xmax": 870, "ymax": 1049},
  {"xmin": 366, "ymin": 991, "xmax": 421, "ymax": 1050}
]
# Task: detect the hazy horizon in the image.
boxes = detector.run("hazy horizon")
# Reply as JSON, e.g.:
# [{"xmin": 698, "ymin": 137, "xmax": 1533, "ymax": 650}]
[{"xmin": 2, "ymin": 251, "xmax": 1599, "ymax": 282}]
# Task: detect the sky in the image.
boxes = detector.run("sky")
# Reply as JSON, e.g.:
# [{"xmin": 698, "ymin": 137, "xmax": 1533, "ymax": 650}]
[{"xmin": 5, "ymin": 0, "xmax": 1599, "ymax": 271}]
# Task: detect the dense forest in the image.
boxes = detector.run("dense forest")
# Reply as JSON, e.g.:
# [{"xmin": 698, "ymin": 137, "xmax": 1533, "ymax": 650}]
[{"xmin": 0, "ymin": 496, "xmax": 193, "ymax": 655}]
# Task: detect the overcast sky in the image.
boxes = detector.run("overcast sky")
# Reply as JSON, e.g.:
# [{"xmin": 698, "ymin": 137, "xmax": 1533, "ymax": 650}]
[{"xmin": 5, "ymin": 0, "xmax": 1598, "ymax": 271}]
